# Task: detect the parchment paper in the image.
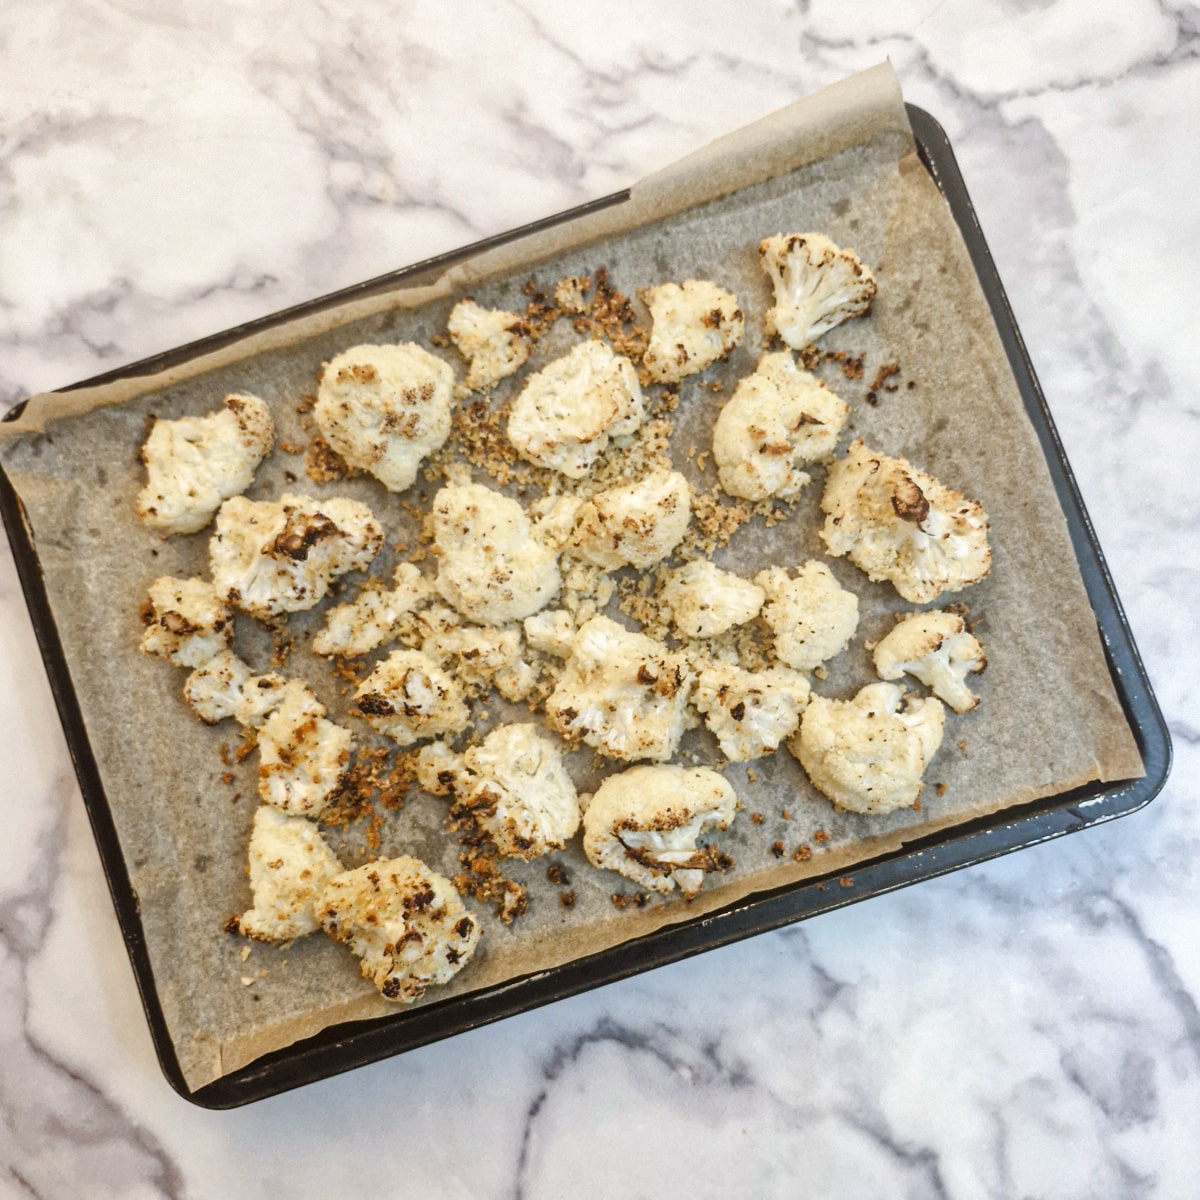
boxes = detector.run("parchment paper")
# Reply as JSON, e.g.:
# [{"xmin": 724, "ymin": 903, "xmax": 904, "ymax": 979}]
[{"xmin": 0, "ymin": 63, "xmax": 1143, "ymax": 1092}]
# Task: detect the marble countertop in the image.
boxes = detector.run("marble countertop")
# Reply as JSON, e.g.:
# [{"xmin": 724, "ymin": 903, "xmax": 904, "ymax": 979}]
[{"xmin": 2, "ymin": 2, "xmax": 1197, "ymax": 1196}]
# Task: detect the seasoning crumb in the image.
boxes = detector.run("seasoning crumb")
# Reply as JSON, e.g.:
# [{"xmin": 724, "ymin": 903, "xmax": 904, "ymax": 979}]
[
  {"xmin": 839, "ymin": 876, "xmax": 855, "ymax": 888},
  {"xmin": 560, "ymin": 891, "xmax": 577, "ymax": 909},
  {"xmin": 793, "ymin": 844, "xmax": 812, "ymax": 862},
  {"xmin": 935, "ymin": 782, "xmax": 947, "ymax": 797},
  {"xmin": 746, "ymin": 767, "xmax": 758, "ymax": 783},
  {"xmin": 751, "ymin": 812, "xmax": 765, "ymax": 825},
  {"xmin": 771, "ymin": 840, "xmax": 785, "ymax": 858},
  {"xmin": 813, "ymin": 829, "xmax": 829, "ymax": 843},
  {"xmin": 547, "ymin": 864, "xmax": 570, "ymax": 886},
  {"xmin": 781, "ymin": 808, "xmax": 791, "ymax": 820}
]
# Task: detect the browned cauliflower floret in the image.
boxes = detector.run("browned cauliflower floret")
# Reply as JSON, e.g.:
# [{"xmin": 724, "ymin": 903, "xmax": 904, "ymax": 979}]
[
  {"xmin": 692, "ymin": 660, "xmax": 811, "ymax": 762},
  {"xmin": 354, "ymin": 649, "xmax": 470, "ymax": 747},
  {"xmin": 507, "ymin": 339, "xmax": 645, "ymax": 478},
  {"xmin": 791, "ymin": 681, "xmax": 945, "ymax": 814},
  {"xmin": 430, "ymin": 482, "xmax": 561, "ymax": 625},
  {"xmin": 140, "ymin": 576, "xmax": 233, "ymax": 667},
  {"xmin": 568, "ymin": 470, "xmax": 691, "ymax": 570},
  {"xmin": 661, "ymin": 560, "xmax": 764, "ymax": 640},
  {"xmin": 756, "ymin": 562, "xmax": 859, "ymax": 671},
  {"xmin": 183, "ymin": 649, "xmax": 253, "ymax": 723},
  {"xmin": 872, "ymin": 609, "xmax": 987, "ymax": 713},
  {"xmin": 820, "ymin": 440, "xmax": 992, "ymax": 604},
  {"xmin": 582, "ymin": 765, "xmax": 738, "ymax": 896},
  {"xmin": 713, "ymin": 352, "xmax": 849, "ymax": 501},
  {"xmin": 318, "ymin": 857, "xmax": 481, "ymax": 1001},
  {"xmin": 137, "ymin": 393, "xmax": 274, "ymax": 535},
  {"xmin": 641, "ymin": 280, "xmax": 744, "ymax": 384},
  {"xmin": 447, "ymin": 298, "xmax": 531, "ymax": 393},
  {"xmin": 314, "ymin": 343, "xmax": 455, "ymax": 491},
  {"xmin": 209, "ymin": 492, "xmax": 384, "ymax": 619},
  {"xmin": 229, "ymin": 806, "xmax": 344, "ymax": 942},
  {"xmin": 312, "ymin": 563, "xmax": 432, "ymax": 658},
  {"xmin": 421, "ymin": 623, "xmax": 536, "ymax": 702},
  {"xmin": 759, "ymin": 233, "xmax": 877, "ymax": 348}
]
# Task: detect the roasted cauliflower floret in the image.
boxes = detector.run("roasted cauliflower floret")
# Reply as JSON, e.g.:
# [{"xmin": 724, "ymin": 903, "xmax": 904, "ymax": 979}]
[
  {"xmin": 430, "ymin": 482, "xmax": 561, "ymax": 625},
  {"xmin": 713, "ymin": 352, "xmax": 849, "ymax": 501},
  {"xmin": 546, "ymin": 615, "xmax": 694, "ymax": 762},
  {"xmin": 140, "ymin": 576, "xmax": 233, "ymax": 667},
  {"xmin": 318, "ymin": 857, "xmax": 481, "ymax": 1002},
  {"xmin": 692, "ymin": 661, "xmax": 811, "ymax": 762},
  {"xmin": 759, "ymin": 233, "xmax": 877, "ymax": 348},
  {"xmin": 447, "ymin": 298, "xmax": 531, "ymax": 393},
  {"xmin": 756, "ymin": 561, "xmax": 859, "ymax": 671},
  {"xmin": 312, "ymin": 563, "xmax": 432, "ymax": 658},
  {"xmin": 569, "ymin": 470, "xmax": 691, "ymax": 570},
  {"xmin": 820, "ymin": 439, "xmax": 992, "ymax": 603},
  {"xmin": 453, "ymin": 724, "xmax": 581, "ymax": 859},
  {"xmin": 422, "ymin": 624, "xmax": 537, "ymax": 702},
  {"xmin": 313, "ymin": 342, "xmax": 454, "ymax": 492},
  {"xmin": 582, "ymin": 765, "xmax": 737, "ymax": 896},
  {"xmin": 661, "ymin": 560, "xmax": 764, "ymax": 640},
  {"xmin": 355, "ymin": 649, "xmax": 470, "ymax": 747},
  {"xmin": 210, "ymin": 492, "xmax": 384, "ymax": 619},
  {"xmin": 641, "ymin": 280, "xmax": 744, "ymax": 384},
  {"xmin": 255, "ymin": 679, "xmax": 352, "ymax": 818},
  {"xmin": 137, "ymin": 393, "xmax": 274, "ymax": 535},
  {"xmin": 183, "ymin": 649, "xmax": 253, "ymax": 723},
  {"xmin": 791, "ymin": 681, "xmax": 945, "ymax": 814},
  {"xmin": 229, "ymin": 806, "xmax": 344, "ymax": 942},
  {"xmin": 872, "ymin": 609, "xmax": 987, "ymax": 714},
  {"xmin": 523, "ymin": 608, "xmax": 578, "ymax": 658},
  {"xmin": 507, "ymin": 339, "xmax": 645, "ymax": 478}
]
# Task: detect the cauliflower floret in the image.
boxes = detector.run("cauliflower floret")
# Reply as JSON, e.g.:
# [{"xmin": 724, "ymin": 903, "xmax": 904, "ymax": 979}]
[
  {"xmin": 641, "ymin": 280, "xmax": 744, "ymax": 384},
  {"xmin": 582, "ymin": 765, "xmax": 737, "ymax": 896},
  {"xmin": 210, "ymin": 492, "xmax": 384, "ymax": 619},
  {"xmin": 229, "ymin": 806, "xmax": 344, "ymax": 942},
  {"xmin": 523, "ymin": 608, "xmax": 578, "ymax": 658},
  {"xmin": 713, "ymin": 352, "xmax": 849, "ymax": 501},
  {"xmin": 355, "ymin": 649, "xmax": 470, "ymax": 747},
  {"xmin": 137, "ymin": 393, "xmax": 274, "ymax": 535},
  {"xmin": 693, "ymin": 661, "xmax": 811, "ymax": 762},
  {"xmin": 872, "ymin": 609, "xmax": 987, "ymax": 714},
  {"xmin": 756, "ymin": 561, "xmax": 859, "ymax": 670},
  {"xmin": 569, "ymin": 470, "xmax": 691, "ymax": 570},
  {"xmin": 546, "ymin": 615, "xmax": 694, "ymax": 762},
  {"xmin": 456, "ymin": 724, "xmax": 581, "ymax": 859},
  {"xmin": 820, "ymin": 439, "xmax": 992, "ymax": 603},
  {"xmin": 140, "ymin": 576, "xmax": 233, "ymax": 667},
  {"xmin": 415, "ymin": 740, "xmax": 461, "ymax": 796},
  {"xmin": 791, "ymin": 681, "xmax": 945, "ymax": 814},
  {"xmin": 313, "ymin": 563, "xmax": 432, "ymax": 658},
  {"xmin": 318, "ymin": 857, "xmax": 481, "ymax": 1002},
  {"xmin": 530, "ymin": 493, "xmax": 586, "ymax": 551},
  {"xmin": 507, "ymin": 339, "xmax": 645, "ymax": 477},
  {"xmin": 313, "ymin": 343, "xmax": 454, "ymax": 491},
  {"xmin": 422, "ymin": 624, "xmax": 536, "ymax": 701},
  {"xmin": 255, "ymin": 679, "xmax": 353, "ymax": 818},
  {"xmin": 661, "ymin": 560, "xmax": 764, "ymax": 640},
  {"xmin": 759, "ymin": 233, "xmax": 877, "ymax": 348},
  {"xmin": 233, "ymin": 671, "xmax": 292, "ymax": 728},
  {"xmin": 447, "ymin": 298, "xmax": 531, "ymax": 393},
  {"xmin": 430, "ymin": 482, "xmax": 561, "ymax": 625},
  {"xmin": 183, "ymin": 649, "xmax": 253, "ymax": 723}
]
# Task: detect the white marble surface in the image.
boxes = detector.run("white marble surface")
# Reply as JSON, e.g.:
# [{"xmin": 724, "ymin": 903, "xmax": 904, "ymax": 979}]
[{"xmin": 2, "ymin": 1, "xmax": 1198, "ymax": 1195}]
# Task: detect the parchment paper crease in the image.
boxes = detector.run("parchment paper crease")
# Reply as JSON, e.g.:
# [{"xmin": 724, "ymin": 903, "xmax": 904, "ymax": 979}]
[{"xmin": 0, "ymin": 63, "xmax": 1143, "ymax": 1092}]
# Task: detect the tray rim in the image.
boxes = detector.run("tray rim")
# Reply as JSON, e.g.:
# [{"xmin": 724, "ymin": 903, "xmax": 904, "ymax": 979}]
[{"xmin": 0, "ymin": 102, "xmax": 1172, "ymax": 1108}]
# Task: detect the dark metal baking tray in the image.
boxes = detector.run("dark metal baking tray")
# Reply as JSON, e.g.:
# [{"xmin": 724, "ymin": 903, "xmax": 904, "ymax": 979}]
[{"xmin": 0, "ymin": 105, "xmax": 1171, "ymax": 1107}]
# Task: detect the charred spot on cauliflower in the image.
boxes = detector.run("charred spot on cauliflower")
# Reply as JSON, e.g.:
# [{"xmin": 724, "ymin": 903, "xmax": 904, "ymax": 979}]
[
  {"xmin": 713, "ymin": 352, "xmax": 849, "ymax": 501},
  {"xmin": 313, "ymin": 343, "xmax": 454, "ymax": 492},
  {"xmin": 756, "ymin": 561, "xmax": 859, "ymax": 671},
  {"xmin": 137, "ymin": 393, "xmax": 274, "ymax": 535},
  {"xmin": 820, "ymin": 439, "xmax": 991, "ymax": 603},
  {"xmin": 140, "ymin": 576, "xmax": 232, "ymax": 667},
  {"xmin": 507, "ymin": 339, "xmax": 645, "ymax": 478},
  {"xmin": 546, "ymin": 615, "xmax": 694, "ymax": 762},
  {"xmin": 661, "ymin": 560, "xmax": 764, "ymax": 640},
  {"xmin": 569, "ymin": 469, "xmax": 691, "ymax": 570},
  {"xmin": 759, "ymin": 233, "xmax": 877, "ymax": 348},
  {"xmin": 791, "ymin": 681, "xmax": 945, "ymax": 814},
  {"xmin": 318, "ymin": 857, "xmax": 481, "ymax": 1002},
  {"xmin": 447, "ymin": 298, "xmax": 532, "ymax": 393},
  {"xmin": 582, "ymin": 765, "xmax": 738, "ymax": 896},
  {"xmin": 313, "ymin": 563, "xmax": 432, "ymax": 658},
  {"xmin": 872, "ymin": 609, "xmax": 987, "ymax": 714},
  {"xmin": 641, "ymin": 280, "xmax": 744, "ymax": 384},
  {"xmin": 354, "ymin": 649, "xmax": 470, "ymax": 747},
  {"xmin": 692, "ymin": 661, "xmax": 811, "ymax": 762},
  {"xmin": 430, "ymin": 482, "xmax": 561, "ymax": 625},
  {"xmin": 230, "ymin": 806, "xmax": 344, "ymax": 942},
  {"xmin": 210, "ymin": 492, "xmax": 384, "ymax": 619}
]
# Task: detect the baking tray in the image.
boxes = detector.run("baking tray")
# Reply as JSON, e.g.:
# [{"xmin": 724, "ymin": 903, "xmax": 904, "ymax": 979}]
[{"xmin": 0, "ymin": 105, "xmax": 1171, "ymax": 1108}]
